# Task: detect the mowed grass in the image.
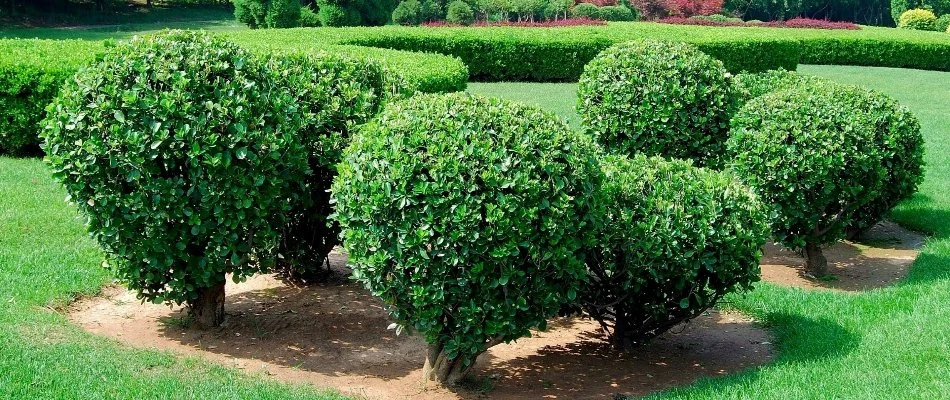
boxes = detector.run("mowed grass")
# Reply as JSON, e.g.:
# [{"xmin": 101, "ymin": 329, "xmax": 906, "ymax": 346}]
[
  {"xmin": 470, "ymin": 65, "xmax": 950, "ymax": 399},
  {"xmin": 0, "ymin": 65, "xmax": 947, "ymax": 399}
]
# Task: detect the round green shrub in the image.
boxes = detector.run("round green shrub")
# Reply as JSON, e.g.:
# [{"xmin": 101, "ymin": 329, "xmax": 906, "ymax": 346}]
[
  {"xmin": 266, "ymin": 0, "xmax": 303, "ymax": 28},
  {"xmin": 266, "ymin": 51, "xmax": 408, "ymax": 282},
  {"xmin": 598, "ymin": 5, "xmax": 636, "ymax": 21},
  {"xmin": 300, "ymin": 5, "xmax": 321, "ymax": 26},
  {"xmin": 392, "ymin": 0, "xmax": 423, "ymax": 25},
  {"xmin": 234, "ymin": 0, "xmax": 268, "ymax": 28},
  {"xmin": 731, "ymin": 69, "xmax": 827, "ymax": 110},
  {"xmin": 317, "ymin": 0, "xmax": 363, "ymax": 26},
  {"xmin": 331, "ymin": 93, "xmax": 602, "ymax": 385},
  {"xmin": 899, "ymin": 8, "xmax": 938, "ymax": 30},
  {"xmin": 727, "ymin": 81, "xmax": 912, "ymax": 276},
  {"xmin": 578, "ymin": 154, "xmax": 768, "ymax": 349},
  {"xmin": 421, "ymin": 0, "xmax": 444, "ymax": 21},
  {"xmin": 578, "ymin": 40, "xmax": 734, "ymax": 167},
  {"xmin": 570, "ymin": 2, "xmax": 600, "ymax": 18},
  {"xmin": 937, "ymin": 14, "xmax": 950, "ymax": 31},
  {"xmin": 41, "ymin": 31, "xmax": 309, "ymax": 328},
  {"xmin": 445, "ymin": 0, "xmax": 475, "ymax": 24}
]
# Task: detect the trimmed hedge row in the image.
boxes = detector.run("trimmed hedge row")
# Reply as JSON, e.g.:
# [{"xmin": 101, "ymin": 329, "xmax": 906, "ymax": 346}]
[{"xmin": 0, "ymin": 37, "xmax": 467, "ymax": 156}]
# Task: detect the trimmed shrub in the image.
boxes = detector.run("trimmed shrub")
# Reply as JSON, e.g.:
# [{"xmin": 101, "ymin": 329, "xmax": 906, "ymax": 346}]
[
  {"xmin": 40, "ymin": 31, "xmax": 309, "ymax": 328},
  {"xmin": 669, "ymin": 0, "xmax": 725, "ymax": 16},
  {"xmin": 599, "ymin": 5, "xmax": 637, "ymax": 20},
  {"xmin": 234, "ymin": 0, "xmax": 268, "ymax": 28},
  {"xmin": 937, "ymin": 14, "xmax": 950, "ymax": 31},
  {"xmin": 891, "ymin": 0, "xmax": 950, "ymax": 25},
  {"xmin": 318, "ymin": 0, "xmax": 363, "ymax": 26},
  {"xmin": 731, "ymin": 69, "xmax": 827, "ymax": 109},
  {"xmin": 578, "ymin": 40, "xmax": 733, "ymax": 167},
  {"xmin": 727, "ymin": 81, "xmax": 916, "ymax": 276},
  {"xmin": 571, "ymin": 2, "xmax": 601, "ymax": 18},
  {"xmin": 392, "ymin": 0, "xmax": 423, "ymax": 25},
  {"xmin": 300, "ymin": 5, "xmax": 321, "ymax": 26},
  {"xmin": 332, "ymin": 93, "xmax": 601, "ymax": 385},
  {"xmin": 421, "ymin": 0, "xmax": 444, "ymax": 21},
  {"xmin": 445, "ymin": 0, "xmax": 475, "ymax": 24},
  {"xmin": 266, "ymin": 0, "xmax": 303, "ymax": 27},
  {"xmin": 899, "ymin": 8, "xmax": 938, "ymax": 30},
  {"xmin": 578, "ymin": 154, "xmax": 768, "ymax": 349}
]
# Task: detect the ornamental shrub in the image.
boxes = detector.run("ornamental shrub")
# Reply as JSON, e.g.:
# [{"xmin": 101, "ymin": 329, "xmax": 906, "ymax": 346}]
[
  {"xmin": 317, "ymin": 0, "xmax": 363, "ymax": 26},
  {"xmin": 731, "ymin": 69, "xmax": 827, "ymax": 109},
  {"xmin": 727, "ymin": 81, "xmax": 912, "ymax": 276},
  {"xmin": 571, "ymin": 2, "xmax": 601, "ymax": 18},
  {"xmin": 266, "ymin": 0, "xmax": 303, "ymax": 27},
  {"xmin": 578, "ymin": 40, "xmax": 733, "ymax": 167},
  {"xmin": 266, "ymin": 51, "xmax": 408, "ymax": 282},
  {"xmin": 332, "ymin": 93, "xmax": 601, "ymax": 385},
  {"xmin": 899, "ymin": 8, "xmax": 938, "ymax": 30},
  {"xmin": 392, "ymin": 0, "xmax": 423, "ymax": 25},
  {"xmin": 891, "ymin": 0, "xmax": 950, "ymax": 25},
  {"xmin": 421, "ymin": 0, "xmax": 444, "ymax": 21},
  {"xmin": 723, "ymin": 0, "xmax": 803, "ymax": 21},
  {"xmin": 300, "ymin": 5, "xmax": 321, "ymax": 26},
  {"xmin": 41, "ymin": 31, "xmax": 309, "ymax": 328},
  {"xmin": 937, "ymin": 14, "xmax": 950, "ymax": 31},
  {"xmin": 235, "ymin": 0, "xmax": 268, "ymax": 28},
  {"xmin": 599, "ymin": 5, "xmax": 637, "ymax": 20},
  {"xmin": 446, "ymin": 0, "xmax": 475, "ymax": 24},
  {"xmin": 578, "ymin": 154, "xmax": 768, "ymax": 349}
]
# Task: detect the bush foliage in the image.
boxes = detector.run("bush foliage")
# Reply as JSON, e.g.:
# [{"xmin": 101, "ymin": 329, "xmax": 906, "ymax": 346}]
[
  {"xmin": 727, "ymin": 81, "xmax": 923, "ymax": 275},
  {"xmin": 234, "ymin": 0, "xmax": 302, "ymax": 28},
  {"xmin": 332, "ymin": 93, "xmax": 601, "ymax": 385},
  {"xmin": 41, "ymin": 31, "xmax": 309, "ymax": 326},
  {"xmin": 578, "ymin": 40, "xmax": 733, "ymax": 166},
  {"xmin": 898, "ymin": 8, "xmax": 938, "ymax": 30},
  {"xmin": 445, "ymin": 0, "xmax": 475, "ymax": 24},
  {"xmin": 578, "ymin": 154, "xmax": 768, "ymax": 349}
]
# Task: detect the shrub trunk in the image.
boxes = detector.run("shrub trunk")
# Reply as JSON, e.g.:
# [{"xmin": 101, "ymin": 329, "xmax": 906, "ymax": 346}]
[
  {"xmin": 188, "ymin": 279, "xmax": 226, "ymax": 329},
  {"xmin": 422, "ymin": 343, "xmax": 472, "ymax": 385},
  {"xmin": 805, "ymin": 242, "xmax": 829, "ymax": 277}
]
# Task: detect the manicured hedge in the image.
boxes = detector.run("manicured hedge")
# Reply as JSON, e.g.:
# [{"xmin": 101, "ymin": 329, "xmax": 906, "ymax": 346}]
[{"xmin": 0, "ymin": 36, "xmax": 467, "ymax": 156}]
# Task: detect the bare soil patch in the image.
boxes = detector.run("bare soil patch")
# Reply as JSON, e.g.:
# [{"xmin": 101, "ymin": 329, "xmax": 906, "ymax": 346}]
[
  {"xmin": 760, "ymin": 220, "xmax": 925, "ymax": 291},
  {"xmin": 70, "ymin": 254, "xmax": 773, "ymax": 399}
]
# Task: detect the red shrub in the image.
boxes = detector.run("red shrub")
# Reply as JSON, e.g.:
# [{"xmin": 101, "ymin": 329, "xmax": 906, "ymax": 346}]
[
  {"xmin": 422, "ymin": 18, "xmax": 607, "ymax": 27},
  {"xmin": 657, "ymin": 16, "xmax": 860, "ymax": 29},
  {"xmin": 667, "ymin": 0, "xmax": 723, "ymax": 16}
]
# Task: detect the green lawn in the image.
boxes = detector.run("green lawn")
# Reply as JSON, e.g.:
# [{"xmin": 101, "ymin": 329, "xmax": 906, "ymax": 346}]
[
  {"xmin": 470, "ymin": 65, "xmax": 950, "ymax": 399},
  {"xmin": 1, "ymin": 65, "xmax": 948, "ymax": 399}
]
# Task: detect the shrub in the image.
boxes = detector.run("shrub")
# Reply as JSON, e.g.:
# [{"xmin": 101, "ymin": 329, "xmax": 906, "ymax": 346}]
[
  {"xmin": 578, "ymin": 154, "xmax": 768, "ymax": 349},
  {"xmin": 731, "ymin": 69, "xmax": 827, "ymax": 109},
  {"xmin": 266, "ymin": 51, "xmax": 407, "ymax": 282},
  {"xmin": 300, "ymin": 5, "xmax": 321, "ymax": 26},
  {"xmin": 723, "ymin": 0, "xmax": 803, "ymax": 21},
  {"xmin": 40, "ymin": 31, "xmax": 309, "ymax": 328},
  {"xmin": 332, "ymin": 93, "xmax": 601, "ymax": 385},
  {"xmin": 578, "ymin": 40, "xmax": 733, "ymax": 167},
  {"xmin": 234, "ymin": 0, "xmax": 268, "ymax": 28},
  {"xmin": 318, "ymin": 0, "xmax": 363, "ymax": 26},
  {"xmin": 545, "ymin": 0, "xmax": 576, "ymax": 20},
  {"xmin": 599, "ymin": 5, "xmax": 637, "ymax": 20},
  {"xmin": 571, "ymin": 2, "xmax": 601, "ymax": 18},
  {"xmin": 446, "ymin": 0, "xmax": 475, "ymax": 24},
  {"xmin": 899, "ymin": 8, "xmax": 938, "ymax": 30},
  {"xmin": 266, "ymin": 0, "xmax": 303, "ymax": 27},
  {"xmin": 420, "ymin": 0, "xmax": 443, "ymax": 21},
  {"xmin": 891, "ymin": 0, "xmax": 950, "ymax": 25},
  {"xmin": 392, "ymin": 0, "xmax": 423, "ymax": 24},
  {"xmin": 727, "ymin": 81, "xmax": 911, "ymax": 276},
  {"xmin": 937, "ymin": 14, "xmax": 950, "ymax": 31},
  {"xmin": 668, "ymin": 0, "xmax": 724, "ymax": 16}
]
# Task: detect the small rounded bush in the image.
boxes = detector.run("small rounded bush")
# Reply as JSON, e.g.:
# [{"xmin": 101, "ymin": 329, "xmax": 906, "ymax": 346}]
[
  {"xmin": 727, "ymin": 81, "xmax": 918, "ymax": 276},
  {"xmin": 578, "ymin": 40, "xmax": 733, "ymax": 167},
  {"xmin": 899, "ymin": 8, "xmax": 938, "ymax": 30},
  {"xmin": 392, "ymin": 0, "xmax": 423, "ymax": 25},
  {"xmin": 266, "ymin": 0, "xmax": 303, "ymax": 28},
  {"xmin": 936, "ymin": 14, "xmax": 950, "ymax": 31},
  {"xmin": 332, "ymin": 93, "xmax": 602, "ymax": 385},
  {"xmin": 570, "ymin": 2, "xmax": 600, "ymax": 19},
  {"xmin": 445, "ymin": 0, "xmax": 475, "ymax": 25},
  {"xmin": 300, "ymin": 5, "xmax": 321, "ymax": 26},
  {"xmin": 41, "ymin": 31, "xmax": 309, "ymax": 328},
  {"xmin": 266, "ymin": 51, "xmax": 408, "ymax": 282},
  {"xmin": 318, "ymin": 0, "xmax": 363, "ymax": 26},
  {"xmin": 578, "ymin": 154, "xmax": 769, "ymax": 349},
  {"xmin": 598, "ymin": 5, "xmax": 636, "ymax": 21}
]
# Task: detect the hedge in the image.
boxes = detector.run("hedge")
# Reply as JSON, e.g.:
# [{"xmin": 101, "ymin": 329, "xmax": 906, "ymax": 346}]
[{"xmin": 0, "ymin": 36, "xmax": 467, "ymax": 156}]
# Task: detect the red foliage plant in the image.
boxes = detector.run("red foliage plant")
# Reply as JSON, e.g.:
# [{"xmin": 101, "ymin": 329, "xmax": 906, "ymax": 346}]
[
  {"xmin": 667, "ymin": 0, "xmax": 723, "ymax": 16},
  {"xmin": 657, "ymin": 16, "xmax": 860, "ymax": 29},
  {"xmin": 422, "ymin": 18, "xmax": 607, "ymax": 27}
]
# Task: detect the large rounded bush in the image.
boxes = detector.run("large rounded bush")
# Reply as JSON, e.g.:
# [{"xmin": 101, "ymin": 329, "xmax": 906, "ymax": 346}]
[
  {"xmin": 392, "ymin": 0, "xmax": 423, "ymax": 25},
  {"xmin": 266, "ymin": 0, "xmax": 303, "ymax": 27},
  {"xmin": 266, "ymin": 51, "xmax": 407, "ymax": 282},
  {"xmin": 936, "ymin": 14, "xmax": 950, "ymax": 31},
  {"xmin": 898, "ymin": 8, "xmax": 938, "ymax": 30},
  {"xmin": 727, "ymin": 81, "xmax": 913, "ymax": 276},
  {"xmin": 300, "ymin": 5, "xmax": 322, "ymax": 26},
  {"xmin": 578, "ymin": 40, "xmax": 733, "ymax": 167},
  {"xmin": 731, "ymin": 69, "xmax": 827, "ymax": 110},
  {"xmin": 332, "ymin": 93, "xmax": 602, "ymax": 385},
  {"xmin": 578, "ymin": 154, "xmax": 768, "ymax": 349},
  {"xmin": 570, "ymin": 2, "xmax": 600, "ymax": 18},
  {"xmin": 41, "ymin": 31, "xmax": 309, "ymax": 328},
  {"xmin": 234, "ymin": 0, "xmax": 268, "ymax": 28},
  {"xmin": 445, "ymin": 0, "xmax": 475, "ymax": 24},
  {"xmin": 598, "ymin": 5, "xmax": 637, "ymax": 20},
  {"xmin": 317, "ymin": 0, "xmax": 363, "ymax": 26}
]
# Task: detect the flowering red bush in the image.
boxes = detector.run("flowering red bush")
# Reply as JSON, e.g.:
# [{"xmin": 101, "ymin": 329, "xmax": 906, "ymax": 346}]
[
  {"xmin": 422, "ymin": 18, "xmax": 607, "ymax": 26},
  {"xmin": 658, "ymin": 16, "xmax": 860, "ymax": 29},
  {"xmin": 667, "ymin": 0, "xmax": 722, "ymax": 16}
]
